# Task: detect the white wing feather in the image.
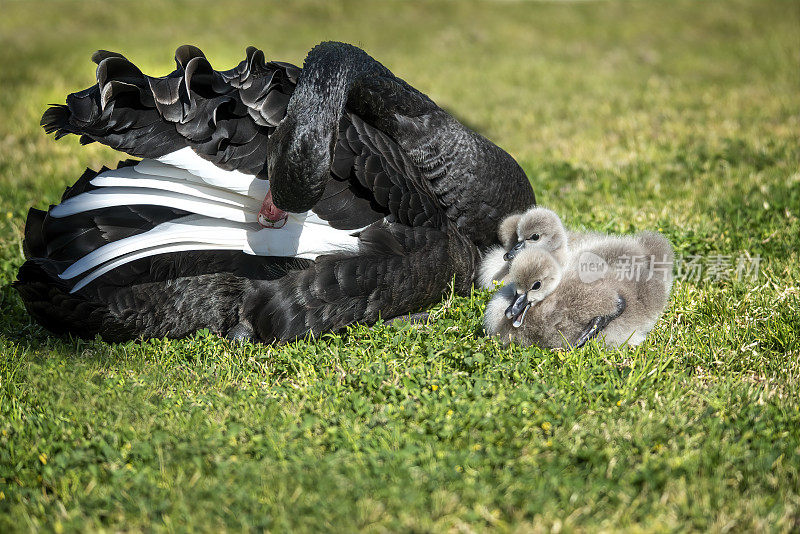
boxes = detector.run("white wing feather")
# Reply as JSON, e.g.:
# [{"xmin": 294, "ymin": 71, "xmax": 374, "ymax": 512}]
[
  {"xmin": 90, "ymin": 168, "xmax": 263, "ymax": 210},
  {"xmin": 156, "ymin": 147, "xmax": 261, "ymax": 195},
  {"xmin": 50, "ymin": 187, "xmax": 259, "ymax": 223}
]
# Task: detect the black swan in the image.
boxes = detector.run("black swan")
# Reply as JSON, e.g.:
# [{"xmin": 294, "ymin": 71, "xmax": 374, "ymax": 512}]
[{"xmin": 15, "ymin": 42, "xmax": 535, "ymax": 343}]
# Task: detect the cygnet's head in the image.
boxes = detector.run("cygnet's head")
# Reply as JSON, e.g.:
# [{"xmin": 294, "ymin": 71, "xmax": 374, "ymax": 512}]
[
  {"xmin": 503, "ymin": 207, "xmax": 568, "ymax": 261},
  {"xmin": 497, "ymin": 213, "xmax": 523, "ymax": 249},
  {"xmin": 504, "ymin": 248, "xmax": 563, "ymax": 328}
]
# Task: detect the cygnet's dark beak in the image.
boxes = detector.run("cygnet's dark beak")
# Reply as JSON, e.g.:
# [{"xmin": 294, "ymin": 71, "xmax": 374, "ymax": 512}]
[
  {"xmin": 503, "ymin": 240, "xmax": 525, "ymax": 261},
  {"xmin": 504, "ymin": 292, "xmax": 531, "ymax": 328}
]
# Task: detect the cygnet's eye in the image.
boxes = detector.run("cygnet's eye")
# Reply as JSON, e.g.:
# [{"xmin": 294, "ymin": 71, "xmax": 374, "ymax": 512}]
[
  {"xmin": 530, "ymin": 233, "xmax": 540, "ymax": 241},
  {"xmin": 531, "ymin": 280, "xmax": 542, "ymax": 291}
]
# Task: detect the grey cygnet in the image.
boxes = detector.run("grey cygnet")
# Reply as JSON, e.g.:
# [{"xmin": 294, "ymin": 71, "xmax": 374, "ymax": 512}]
[
  {"xmin": 485, "ymin": 231, "xmax": 674, "ymax": 349},
  {"xmin": 478, "ymin": 207, "xmax": 572, "ymax": 288}
]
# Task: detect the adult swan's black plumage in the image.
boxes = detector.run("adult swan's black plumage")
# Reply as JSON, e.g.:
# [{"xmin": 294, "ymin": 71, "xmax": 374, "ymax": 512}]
[{"xmin": 15, "ymin": 42, "xmax": 535, "ymax": 343}]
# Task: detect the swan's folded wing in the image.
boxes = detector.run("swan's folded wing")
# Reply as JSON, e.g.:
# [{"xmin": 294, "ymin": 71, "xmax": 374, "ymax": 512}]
[{"xmin": 314, "ymin": 114, "xmax": 443, "ymax": 229}]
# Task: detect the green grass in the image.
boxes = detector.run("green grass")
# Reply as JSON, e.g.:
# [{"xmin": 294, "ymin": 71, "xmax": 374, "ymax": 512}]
[{"xmin": 1, "ymin": 0, "xmax": 799, "ymax": 531}]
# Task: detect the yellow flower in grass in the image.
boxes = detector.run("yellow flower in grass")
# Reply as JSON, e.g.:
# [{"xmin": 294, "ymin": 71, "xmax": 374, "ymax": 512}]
[
  {"xmin": 431, "ymin": 384, "xmax": 438, "ymax": 391},
  {"xmin": 38, "ymin": 453, "xmax": 47, "ymax": 465},
  {"xmin": 541, "ymin": 421, "xmax": 552, "ymax": 432}
]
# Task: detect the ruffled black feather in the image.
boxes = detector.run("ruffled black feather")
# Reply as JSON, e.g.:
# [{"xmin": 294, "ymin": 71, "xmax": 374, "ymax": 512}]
[{"xmin": 41, "ymin": 47, "xmax": 298, "ymax": 176}]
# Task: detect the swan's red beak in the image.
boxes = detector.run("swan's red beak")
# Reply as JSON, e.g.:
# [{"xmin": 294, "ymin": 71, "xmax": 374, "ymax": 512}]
[{"xmin": 258, "ymin": 189, "xmax": 288, "ymax": 229}]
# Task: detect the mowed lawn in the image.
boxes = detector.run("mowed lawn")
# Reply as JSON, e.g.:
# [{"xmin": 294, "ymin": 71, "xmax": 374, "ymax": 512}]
[{"xmin": 1, "ymin": 0, "xmax": 799, "ymax": 531}]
